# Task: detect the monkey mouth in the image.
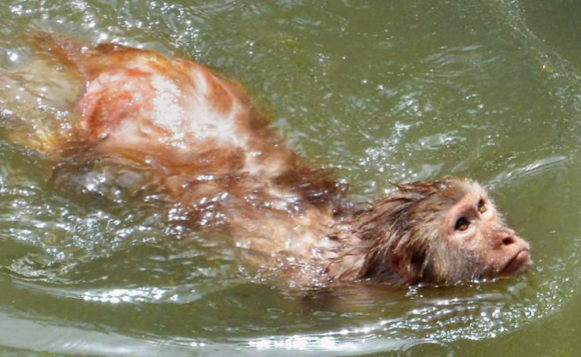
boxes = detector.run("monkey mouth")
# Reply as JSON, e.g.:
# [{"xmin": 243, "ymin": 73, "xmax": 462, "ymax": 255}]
[{"xmin": 501, "ymin": 249, "xmax": 531, "ymax": 275}]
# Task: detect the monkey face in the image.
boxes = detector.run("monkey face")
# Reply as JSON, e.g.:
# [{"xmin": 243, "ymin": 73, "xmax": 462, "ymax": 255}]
[
  {"xmin": 355, "ymin": 178, "xmax": 531, "ymax": 285},
  {"xmin": 424, "ymin": 182, "xmax": 531, "ymax": 283}
]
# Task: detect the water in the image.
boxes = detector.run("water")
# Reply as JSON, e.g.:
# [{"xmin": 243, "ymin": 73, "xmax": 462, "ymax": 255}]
[{"xmin": 0, "ymin": 0, "xmax": 580, "ymax": 356}]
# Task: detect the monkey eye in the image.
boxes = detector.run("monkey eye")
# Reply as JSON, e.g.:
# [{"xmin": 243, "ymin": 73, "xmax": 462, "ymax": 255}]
[
  {"xmin": 455, "ymin": 217, "xmax": 470, "ymax": 231},
  {"xmin": 478, "ymin": 199, "xmax": 488, "ymax": 213}
]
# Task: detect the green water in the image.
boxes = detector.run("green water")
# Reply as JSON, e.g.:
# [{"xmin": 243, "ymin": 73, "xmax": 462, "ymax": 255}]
[{"xmin": 1, "ymin": 0, "xmax": 581, "ymax": 356}]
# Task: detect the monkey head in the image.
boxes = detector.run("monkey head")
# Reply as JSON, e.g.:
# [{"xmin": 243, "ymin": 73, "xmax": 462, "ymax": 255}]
[{"xmin": 358, "ymin": 178, "xmax": 531, "ymax": 285}]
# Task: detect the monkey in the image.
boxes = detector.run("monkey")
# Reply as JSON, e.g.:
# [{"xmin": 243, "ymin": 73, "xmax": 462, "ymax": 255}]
[{"xmin": 0, "ymin": 33, "xmax": 531, "ymax": 286}]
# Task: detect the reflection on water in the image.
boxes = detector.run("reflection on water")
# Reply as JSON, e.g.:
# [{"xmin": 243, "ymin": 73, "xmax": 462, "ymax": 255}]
[{"xmin": 1, "ymin": 0, "xmax": 581, "ymax": 356}]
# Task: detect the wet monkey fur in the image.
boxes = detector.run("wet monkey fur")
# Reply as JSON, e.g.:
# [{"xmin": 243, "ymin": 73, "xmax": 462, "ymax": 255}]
[{"xmin": 0, "ymin": 33, "xmax": 531, "ymax": 286}]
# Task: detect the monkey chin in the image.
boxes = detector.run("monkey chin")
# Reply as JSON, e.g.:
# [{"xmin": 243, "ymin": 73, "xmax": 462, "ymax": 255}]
[{"xmin": 501, "ymin": 249, "xmax": 531, "ymax": 276}]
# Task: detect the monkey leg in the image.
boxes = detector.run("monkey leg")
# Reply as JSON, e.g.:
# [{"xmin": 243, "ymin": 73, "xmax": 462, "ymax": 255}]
[{"xmin": 0, "ymin": 59, "xmax": 83, "ymax": 158}]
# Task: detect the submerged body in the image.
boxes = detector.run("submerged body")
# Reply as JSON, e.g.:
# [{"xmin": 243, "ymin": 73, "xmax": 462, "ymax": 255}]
[{"xmin": 0, "ymin": 33, "xmax": 531, "ymax": 286}]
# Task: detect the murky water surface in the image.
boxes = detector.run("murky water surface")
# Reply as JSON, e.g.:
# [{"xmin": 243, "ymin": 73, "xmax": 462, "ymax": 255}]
[{"xmin": 1, "ymin": 0, "xmax": 581, "ymax": 356}]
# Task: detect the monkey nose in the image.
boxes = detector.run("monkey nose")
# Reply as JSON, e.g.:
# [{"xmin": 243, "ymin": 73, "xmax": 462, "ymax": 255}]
[
  {"xmin": 497, "ymin": 228, "xmax": 530, "ymax": 251},
  {"xmin": 499, "ymin": 228, "xmax": 517, "ymax": 246},
  {"xmin": 502, "ymin": 235, "xmax": 515, "ymax": 246}
]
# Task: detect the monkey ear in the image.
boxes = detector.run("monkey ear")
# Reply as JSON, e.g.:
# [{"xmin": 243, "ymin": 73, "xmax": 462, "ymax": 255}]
[{"xmin": 391, "ymin": 251, "xmax": 425, "ymax": 284}]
